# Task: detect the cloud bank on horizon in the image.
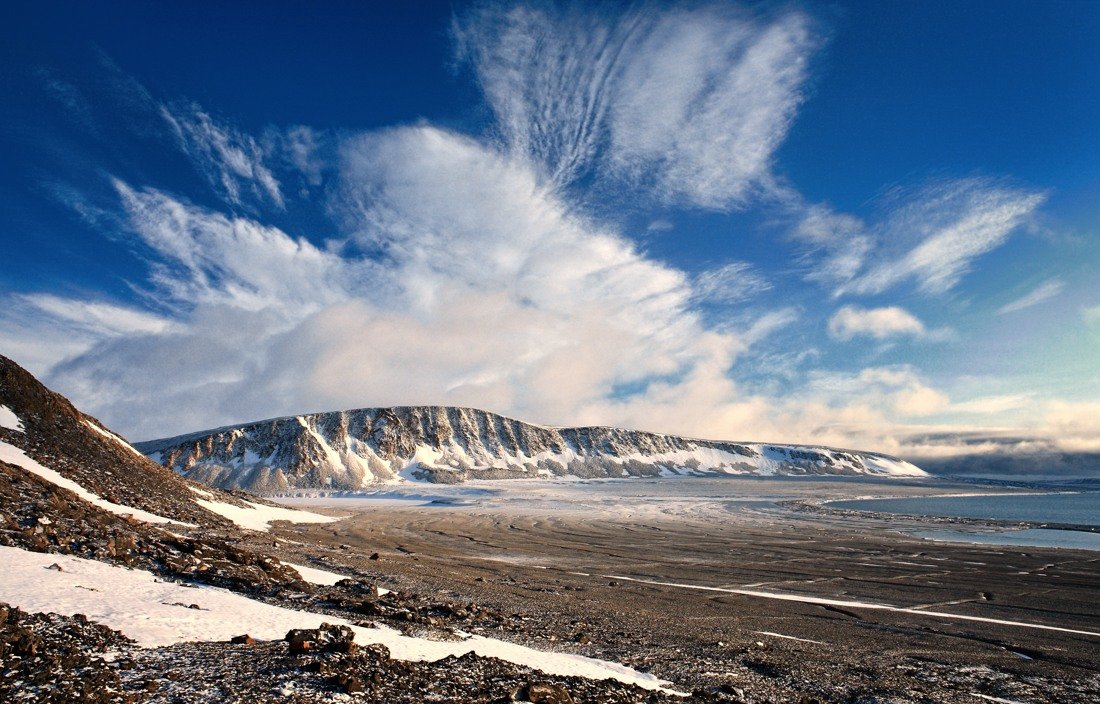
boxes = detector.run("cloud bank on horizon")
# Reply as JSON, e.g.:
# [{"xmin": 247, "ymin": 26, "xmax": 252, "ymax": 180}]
[{"xmin": 1, "ymin": 1, "xmax": 1098, "ymax": 465}]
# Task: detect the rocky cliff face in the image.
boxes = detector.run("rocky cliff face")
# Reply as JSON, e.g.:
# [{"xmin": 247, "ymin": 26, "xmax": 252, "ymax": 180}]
[{"xmin": 137, "ymin": 406, "xmax": 926, "ymax": 493}]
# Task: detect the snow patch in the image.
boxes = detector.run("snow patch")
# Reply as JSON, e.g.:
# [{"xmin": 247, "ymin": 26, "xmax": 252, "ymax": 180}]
[
  {"xmin": 193, "ymin": 495, "xmax": 337, "ymax": 532},
  {"xmin": 753, "ymin": 630, "xmax": 825, "ymax": 645},
  {"xmin": 0, "ymin": 545, "xmax": 679, "ymax": 693},
  {"xmin": 0, "ymin": 441, "xmax": 192, "ymax": 526},
  {"xmin": 282, "ymin": 561, "xmax": 352, "ymax": 586},
  {"xmin": 84, "ymin": 420, "xmax": 145, "ymax": 457},
  {"xmin": 187, "ymin": 485, "xmax": 214, "ymax": 499},
  {"xmin": 0, "ymin": 405, "xmax": 23, "ymax": 433}
]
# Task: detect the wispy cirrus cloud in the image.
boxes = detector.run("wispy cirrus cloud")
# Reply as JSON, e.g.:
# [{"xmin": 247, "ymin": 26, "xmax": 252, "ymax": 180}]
[
  {"xmin": 793, "ymin": 179, "xmax": 1046, "ymax": 298},
  {"xmin": 693, "ymin": 262, "xmax": 771, "ymax": 305},
  {"xmin": 791, "ymin": 203, "xmax": 872, "ymax": 286},
  {"xmin": 19, "ymin": 294, "xmax": 175, "ymax": 337},
  {"xmin": 455, "ymin": 2, "xmax": 818, "ymax": 209},
  {"xmin": 114, "ymin": 179, "xmax": 350, "ymax": 314},
  {"xmin": 160, "ymin": 103, "xmax": 285, "ymax": 208},
  {"xmin": 996, "ymin": 278, "xmax": 1064, "ymax": 314},
  {"xmin": 844, "ymin": 179, "xmax": 1046, "ymax": 296}
]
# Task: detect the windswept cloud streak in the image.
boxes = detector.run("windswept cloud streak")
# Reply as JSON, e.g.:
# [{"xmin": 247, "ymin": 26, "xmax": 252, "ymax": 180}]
[
  {"xmin": 844, "ymin": 179, "xmax": 1046, "ymax": 296},
  {"xmin": 455, "ymin": 2, "xmax": 817, "ymax": 208},
  {"xmin": 694, "ymin": 262, "xmax": 771, "ymax": 304},
  {"xmin": 161, "ymin": 103, "xmax": 285, "ymax": 208},
  {"xmin": 793, "ymin": 179, "xmax": 1046, "ymax": 298},
  {"xmin": 997, "ymin": 278, "xmax": 1064, "ymax": 314}
]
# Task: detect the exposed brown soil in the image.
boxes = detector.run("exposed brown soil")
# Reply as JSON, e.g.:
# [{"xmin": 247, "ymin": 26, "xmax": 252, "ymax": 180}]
[{"xmin": 254, "ymin": 480, "xmax": 1100, "ymax": 703}]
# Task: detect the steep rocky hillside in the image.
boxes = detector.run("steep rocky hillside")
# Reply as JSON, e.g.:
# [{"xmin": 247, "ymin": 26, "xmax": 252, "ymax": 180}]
[{"xmin": 138, "ymin": 406, "xmax": 925, "ymax": 493}]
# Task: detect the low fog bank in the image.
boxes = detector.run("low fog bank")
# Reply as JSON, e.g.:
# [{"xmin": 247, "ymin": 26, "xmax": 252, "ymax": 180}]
[{"xmin": 912, "ymin": 451, "xmax": 1100, "ymax": 483}]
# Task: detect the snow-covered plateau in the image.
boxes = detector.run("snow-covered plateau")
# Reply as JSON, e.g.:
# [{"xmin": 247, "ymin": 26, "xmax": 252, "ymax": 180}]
[{"xmin": 137, "ymin": 406, "xmax": 926, "ymax": 493}]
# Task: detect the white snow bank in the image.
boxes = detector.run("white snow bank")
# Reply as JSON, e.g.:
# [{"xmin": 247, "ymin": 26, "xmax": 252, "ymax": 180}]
[
  {"xmin": 281, "ymin": 561, "xmax": 389, "ymax": 594},
  {"xmin": 84, "ymin": 420, "xmax": 145, "ymax": 458},
  {"xmin": 0, "ymin": 405, "xmax": 23, "ymax": 433},
  {"xmin": 191, "ymin": 491, "xmax": 337, "ymax": 532},
  {"xmin": 0, "ymin": 441, "xmax": 191, "ymax": 526},
  {"xmin": 606, "ymin": 575, "xmax": 1100, "ymax": 638},
  {"xmin": 187, "ymin": 485, "xmax": 213, "ymax": 498},
  {"xmin": 282, "ymin": 561, "xmax": 352, "ymax": 586},
  {"xmin": 0, "ymin": 546, "xmax": 678, "ymax": 693}
]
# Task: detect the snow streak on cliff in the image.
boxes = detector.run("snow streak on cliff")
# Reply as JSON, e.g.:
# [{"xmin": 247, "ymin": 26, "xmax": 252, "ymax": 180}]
[{"xmin": 137, "ymin": 407, "xmax": 926, "ymax": 493}]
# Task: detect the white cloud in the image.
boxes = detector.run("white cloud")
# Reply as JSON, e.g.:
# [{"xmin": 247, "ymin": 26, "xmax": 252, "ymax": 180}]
[
  {"xmin": 843, "ymin": 179, "xmax": 1046, "ymax": 296},
  {"xmin": 791, "ymin": 181, "xmax": 1046, "ymax": 298},
  {"xmin": 948, "ymin": 393, "xmax": 1034, "ymax": 415},
  {"xmin": 0, "ymin": 294, "xmax": 177, "ymax": 377},
  {"xmin": 161, "ymin": 103, "xmax": 284, "ymax": 208},
  {"xmin": 113, "ymin": 179, "xmax": 354, "ymax": 315},
  {"xmin": 605, "ymin": 7, "xmax": 814, "ymax": 209},
  {"xmin": 1043, "ymin": 400, "xmax": 1100, "ymax": 452},
  {"xmin": 791, "ymin": 203, "xmax": 872, "ymax": 286},
  {"xmin": 996, "ymin": 278, "xmax": 1064, "ymax": 314},
  {"xmin": 694, "ymin": 262, "xmax": 771, "ymax": 304},
  {"xmin": 19, "ymin": 294, "xmax": 175, "ymax": 337},
  {"xmin": 803, "ymin": 366, "xmax": 950, "ymax": 419},
  {"xmin": 827, "ymin": 305, "xmax": 926, "ymax": 341},
  {"xmin": 264, "ymin": 125, "xmax": 328, "ymax": 189},
  {"xmin": 36, "ymin": 127, "xmax": 799, "ymax": 439},
  {"xmin": 455, "ymin": 2, "xmax": 817, "ymax": 209}
]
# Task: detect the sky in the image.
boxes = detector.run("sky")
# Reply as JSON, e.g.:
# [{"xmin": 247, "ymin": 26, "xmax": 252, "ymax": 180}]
[{"xmin": 0, "ymin": 1, "xmax": 1097, "ymax": 466}]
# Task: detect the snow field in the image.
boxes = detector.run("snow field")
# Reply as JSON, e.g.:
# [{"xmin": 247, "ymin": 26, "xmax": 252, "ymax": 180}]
[
  {"xmin": 190, "ymin": 488, "xmax": 337, "ymax": 532},
  {"xmin": 0, "ymin": 405, "xmax": 24, "ymax": 432},
  {"xmin": 0, "ymin": 440, "xmax": 190, "ymax": 526},
  {"xmin": 0, "ymin": 545, "xmax": 679, "ymax": 693},
  {"xmin": 85, "ymin": 420, "xmax": 146, "ymax": 457}
]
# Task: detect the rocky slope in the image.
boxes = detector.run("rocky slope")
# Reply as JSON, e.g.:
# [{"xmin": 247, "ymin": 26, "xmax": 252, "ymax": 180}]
[
  {"xmin": 0, "ymin": 354, "xmax": 684, "ymax": 702},
  {"xmin": 0, "ymin": 353, "xmax": 336, "ymax": 589},
  {"xmin": 137, "ymin": 406, "xmax": 926, "ymax": 493}
]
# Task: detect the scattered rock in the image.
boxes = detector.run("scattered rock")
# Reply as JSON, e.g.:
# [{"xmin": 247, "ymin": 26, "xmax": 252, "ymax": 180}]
[
  {"xmin": 285, "ymin": 623, "xmax": 356, "ymax": 656},
  {"xmin": 334, "ymin": 673, "xmax": 364, "ymax": 693},
  {"xmin": 514, "ymin": 681, "xmax": 575, "ymax": 704}
]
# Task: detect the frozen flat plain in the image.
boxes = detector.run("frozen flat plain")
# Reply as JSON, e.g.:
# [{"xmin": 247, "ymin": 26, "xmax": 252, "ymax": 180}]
[
  {"xmin": 255, "ymin": 475, "xmax": 1100, "ymax": 699},
  {"xmin": 261, "ymin": 476, "xmax": 1100, "ymax": 701}
]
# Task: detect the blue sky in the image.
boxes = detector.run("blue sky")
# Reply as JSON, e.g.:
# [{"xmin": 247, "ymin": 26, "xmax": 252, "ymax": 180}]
[{"xmin": 1, "ymin": 1, "xmax": 1097, "ymax": 462}]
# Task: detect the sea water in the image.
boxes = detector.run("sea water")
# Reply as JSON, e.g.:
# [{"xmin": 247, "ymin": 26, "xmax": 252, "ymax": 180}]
[
  {"xmin": 829, "ymin": 492, "xmax": 1099, "ymax": 526},
  {"xmin": 830, "ymin": 491, "xmax": 1099, "ymax": 550}
]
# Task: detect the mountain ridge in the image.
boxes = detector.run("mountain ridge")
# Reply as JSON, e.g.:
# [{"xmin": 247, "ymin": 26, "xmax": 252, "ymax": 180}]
[{"xmin": 137, "ymin": 405, "xmax": 926, "ymax": 493}]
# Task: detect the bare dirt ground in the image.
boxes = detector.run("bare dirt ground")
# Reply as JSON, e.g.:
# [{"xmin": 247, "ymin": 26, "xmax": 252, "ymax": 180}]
[{"xmin": 255, "ymin": 477, "xmax": 1100, "ymax": 702}]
